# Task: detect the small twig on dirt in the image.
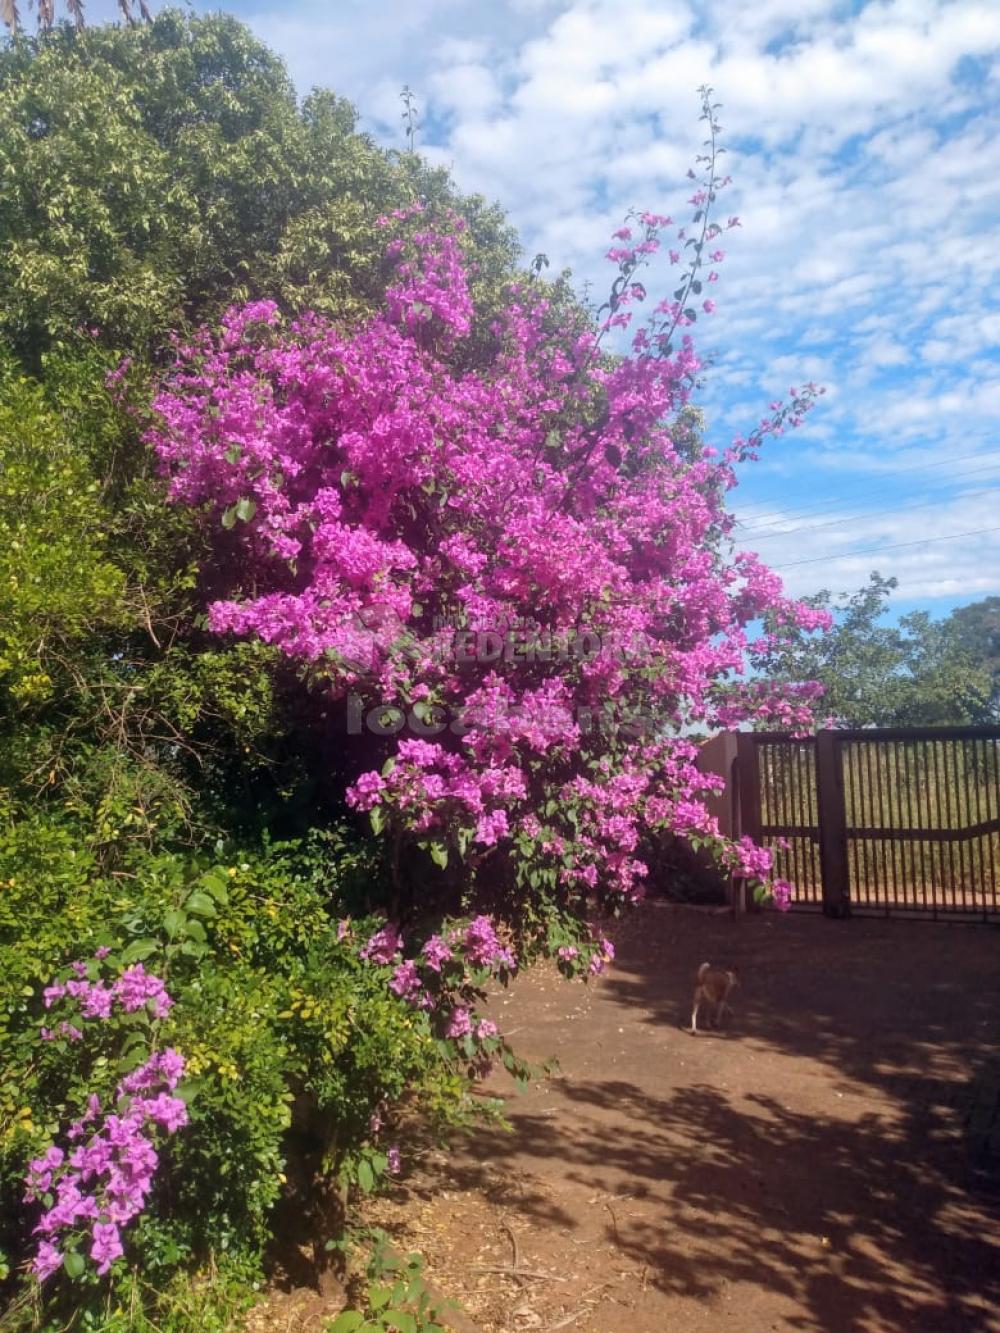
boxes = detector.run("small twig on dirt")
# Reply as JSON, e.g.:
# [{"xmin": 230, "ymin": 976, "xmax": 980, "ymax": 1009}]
[
  {"xmin": 503, "ymin": 1221, "xmax": 521, "ymax": 1271},
  {"xmin": 546, "ymin": 1312, "xmax": 585, "ymax": 1331},
  {"xmin": 469, "ymin": 1265, "xmax": 567, "ymax": 1283},
  {"xmin": 472, "ymin": 1222, "xmax": 571, "ymax": 1285},
  {"xmin": 544, "ymin": 1284, "xmax": 607, "ymax": 1333},
  {"xmin": 603, "ymin": 1202, "xmax": 621, "ymax": 1247}
]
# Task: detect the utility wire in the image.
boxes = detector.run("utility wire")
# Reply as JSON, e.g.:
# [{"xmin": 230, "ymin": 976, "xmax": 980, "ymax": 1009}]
[
  {"xmin": 738, "ymin": 463, "xmax": 1000, "ymax": 537},
  {"xmin": 736, "ymin": 458, "xmax": 1000, "ymax": 533},
  {"xmin": 742, "ymin": 483, "xmax": 1000, "ymax": 543},
  {"xmin": 734, "ymin": 449, "xmax": 1000, "ymax": 526},
  {"xmin": 773, "ymin": 524, "xmax": 1000, "ymax": 570},
  {"xmin": 734, "ymin": 446, "xmax": 998, "ymax": 520}
]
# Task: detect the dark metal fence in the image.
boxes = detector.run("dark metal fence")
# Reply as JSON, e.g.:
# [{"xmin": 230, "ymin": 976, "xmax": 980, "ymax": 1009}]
[{"xmin": 734, "ymin": 728, "xmax": 1000, "ymax": 919}]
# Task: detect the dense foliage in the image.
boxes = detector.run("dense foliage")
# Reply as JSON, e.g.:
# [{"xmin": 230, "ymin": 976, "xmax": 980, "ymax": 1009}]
[
  {"xmin": 0, "ymin": 11, "xmax": 520, "ymax": 368},
  {"xmin": 0, "ymin": 14, "xmax": 832, "ymax": 1329}
]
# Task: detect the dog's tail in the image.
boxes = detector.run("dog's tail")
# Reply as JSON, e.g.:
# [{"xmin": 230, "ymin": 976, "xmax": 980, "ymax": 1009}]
[{"xmin": 697, "ymin": 961, "xmax": 711, "ymax": 982}]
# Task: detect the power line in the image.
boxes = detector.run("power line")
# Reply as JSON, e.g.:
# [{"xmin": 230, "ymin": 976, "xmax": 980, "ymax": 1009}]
[
  {"xmin": 736, "ymin": 458, "xmax": 1000, "ymax": 533},
  {"xmin": 734, "ymin": 449, "xmax": 1000, "ymax": 526},
  {"xmin": 734, "ymin": 447, "xmax": 998, "ymax": 520},
  {"xmin": 743, "ymin": 483, "xmax": 1000, "ymax": 543},
  {"xmin": 738, "ymin": 463, "xmax": 1000, "ymax": 537},
  {"xmin": 773, "ymin": 524, "xmax": 1000, "ymax": 570}
]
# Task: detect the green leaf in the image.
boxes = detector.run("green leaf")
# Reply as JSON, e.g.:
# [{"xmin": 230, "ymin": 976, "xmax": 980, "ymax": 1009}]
[
  {"xmin": 357, "ymin": 1159, "xmax": 375, "ymax": 1193},
  {"xmin": 370, "ymin": 806, "xmax": 384, "ymax": 837},
  {"xmin": 201, "ymin": 872, "xmax": 230, "ymax": 905},
  {"xmin": 383, "ymin": 1313, "xmax": 416, "ymax": 1333},
  {"xmin": 235, "ymin": 497, "xmax": 257, "ymax": 522},
  {"xmin": 429, "ymin": 842, "xmax": 448, "ymax": 870},
  {"xmin": 163, "ymin": 910, "xmax": 186, "ymax": 940},
  {"xmin": 184, "ymin": 918, "xmax": 207, "ymax": 943},
  {"xmin": 221, "ymin": 505, "xmax": 238, "ymax": 530},
  {"xmin": 368, "ymin": 1284, "xmax": 392, "ymax": 1311},
  {"xmin": 121, "ymin": 937, "xmax": 159, "ymax": 964},
  {"xmin": 174, "ymin": 1077, "xmax": 204, "ymax": 1105},
  {"xmin": 185, "ymin": 890, "xmax": 217, "ymax": 918},
  {"xmin": 63, "ymin": 1251, "xmax": 85, "ymax": 1279},
  {"xmin": 328, "ymin": 1314, "xmax": 365, "ymax": 1332}
]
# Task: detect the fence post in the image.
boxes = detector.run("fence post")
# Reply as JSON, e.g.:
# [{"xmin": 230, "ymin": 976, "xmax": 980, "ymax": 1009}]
[
  {"xmin": 815, "ymin": 729, "xmax": 850, "ymax": 917},
  {"xmin": 735, "ymin": 732, "xmax": 761, "ymax": 914}
]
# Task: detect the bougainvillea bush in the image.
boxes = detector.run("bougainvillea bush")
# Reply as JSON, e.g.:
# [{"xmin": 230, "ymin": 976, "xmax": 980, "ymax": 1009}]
[{"xmin": 147, "ymin": 107, "xmax": 827, "ymax": 939}]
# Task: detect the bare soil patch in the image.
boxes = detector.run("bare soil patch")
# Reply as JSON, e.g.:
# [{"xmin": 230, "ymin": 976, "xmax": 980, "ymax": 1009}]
[{"xmin": 362, "ymin": 904, "xmax": 1000, "ymax": 1333}]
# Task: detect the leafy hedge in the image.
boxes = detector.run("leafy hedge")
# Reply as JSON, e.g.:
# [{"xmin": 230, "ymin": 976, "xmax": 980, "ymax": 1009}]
[{"xmin": 0, "ymin": 814, "xmax": 562, "ymax": 1326}]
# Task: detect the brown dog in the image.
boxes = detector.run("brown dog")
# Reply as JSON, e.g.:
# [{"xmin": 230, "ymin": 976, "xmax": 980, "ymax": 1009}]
[{"xmin": 688, "ymin": 961, "xmax": 739, "ymax": 1033}]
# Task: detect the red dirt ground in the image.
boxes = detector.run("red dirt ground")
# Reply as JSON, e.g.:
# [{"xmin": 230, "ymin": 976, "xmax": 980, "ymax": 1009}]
[{"xmin": 360, "ymin": 903, "xmax": 1000, "ymax": 1333}]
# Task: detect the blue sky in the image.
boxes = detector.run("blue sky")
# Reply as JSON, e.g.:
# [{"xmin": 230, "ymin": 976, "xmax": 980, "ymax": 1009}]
[{"xmin": 88, "ymin": 0, "xmax": 1000, "ymax": 618}]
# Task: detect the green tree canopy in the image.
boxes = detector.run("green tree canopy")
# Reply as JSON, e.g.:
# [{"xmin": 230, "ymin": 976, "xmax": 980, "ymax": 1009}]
[
  {"xmin": 0, "ymin": 10, "xmax": 521, "ymax": 368},
  {"xmin": 750, "ymin": 572, "xmax": 997, "ymax": 728}
]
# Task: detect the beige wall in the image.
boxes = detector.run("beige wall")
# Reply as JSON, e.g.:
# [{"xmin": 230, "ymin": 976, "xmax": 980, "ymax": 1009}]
[{"xmin": 697, "ymin": 731, "xmax": 739, "ymax": 841}]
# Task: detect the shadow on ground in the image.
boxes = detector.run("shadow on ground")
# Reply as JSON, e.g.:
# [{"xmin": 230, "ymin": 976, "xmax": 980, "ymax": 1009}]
[{"xmin": 431, "ymin": 907, "xmax": 1000, "ymax": 1331}]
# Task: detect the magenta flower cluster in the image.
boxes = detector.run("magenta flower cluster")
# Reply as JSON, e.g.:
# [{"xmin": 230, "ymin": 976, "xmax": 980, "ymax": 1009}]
[
  {"xmin": 359, "ymin": 913, "xmax": 517, "ymax": 1058},
  {"xmin": 148, "ymin": 185, "xmax": 829, "ymax": 909},
  {"xmin": 41, "ymin": 962, "xmax": 172, "ymax": 1039},
  {"xmin": 27, "ymin": 960, "xmax": 187, "ymax": 1283}
]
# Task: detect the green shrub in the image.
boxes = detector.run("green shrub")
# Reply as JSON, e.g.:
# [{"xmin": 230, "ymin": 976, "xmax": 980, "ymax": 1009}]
[{"xmin": 0, "ymin": 818, "xmax": 522, "ymax": 1327}]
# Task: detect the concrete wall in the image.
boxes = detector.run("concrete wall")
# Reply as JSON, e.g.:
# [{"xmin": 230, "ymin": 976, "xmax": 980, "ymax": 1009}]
[{"xmin": 697, "ymin": 730, "xmax": 739, "ymax": 841}]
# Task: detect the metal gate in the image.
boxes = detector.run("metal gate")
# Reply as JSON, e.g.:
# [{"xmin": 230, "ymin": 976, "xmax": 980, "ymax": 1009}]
[{"xmin": 735, "ymin": 728, "xmax": 1000, "ymax": 919}]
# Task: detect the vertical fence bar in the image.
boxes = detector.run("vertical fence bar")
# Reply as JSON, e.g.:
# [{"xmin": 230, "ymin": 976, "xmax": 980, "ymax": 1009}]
[
  {"xmin": 948, "ymin": 740, "xmax": 961, "ymax": 909},
  {"xmin": 855, "ymin": 743, "xmax": 867, "ymax": 904},
  {"xmin": 815, "ymin": 730, "xmax": 850, "ymax": 917},
  {"xmin": 800, "ymin": 746, "xmax": 816, "ymax": 901},
  {"xmin": 901, "ymin": 740, "xmax": 923, "ymax": 913},
  {"xmin": 958, "ymin": 739, "xmax": 973, "ymax": 913},
  {"xmin": 924, "ymin": 739, "xmax": 936, "ymax": 911},
  {"xmin": 802, "ymin": 742, "xmax": 817, "ymax": 901},
  {"xmin": 870, "ymin": 740, "xmax": 883, "ymax": 905}
]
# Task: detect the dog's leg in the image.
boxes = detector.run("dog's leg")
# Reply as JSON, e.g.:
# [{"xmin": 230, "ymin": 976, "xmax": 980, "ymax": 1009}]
[{"xmin": 689, "ymin": 993, "xmax": 700, "ymax": 1033}]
